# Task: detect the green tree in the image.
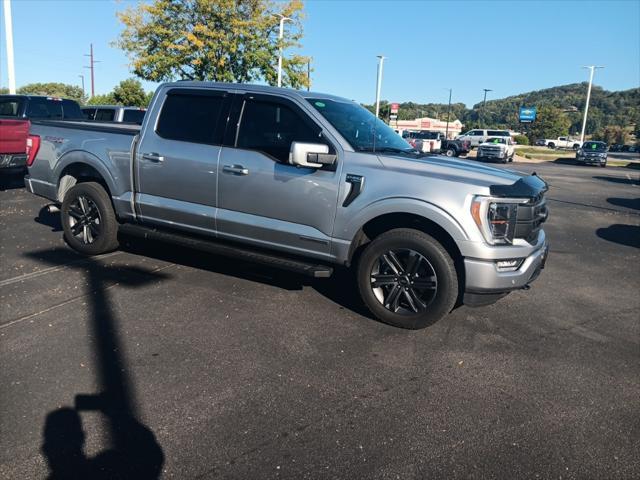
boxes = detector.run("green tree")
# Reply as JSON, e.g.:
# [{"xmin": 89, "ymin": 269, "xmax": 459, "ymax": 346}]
[
  {"xmin": 17, "ymin": 82, "xmax": 85, "ymax": 102},
  {"xmin": 592, "ymin": 125, "xmax": 629, "ymax": 144},
  {"xmin": 0, "ymin": 87, "xmax": 9, "ymax": 94},
  {"xmin": 528, "ymin": 105, "xmax": 570, "ymax": 142},
  {"xmin": 86, "ymin": 93, "xmax": 116, "ymax": 106},
  {"xmin": 112, "ymin": 78, "xmax": 149, "ymax": 107},
  {"xmin": 115, "ymin": 0, "xmax": 310, "ymax": 89}
]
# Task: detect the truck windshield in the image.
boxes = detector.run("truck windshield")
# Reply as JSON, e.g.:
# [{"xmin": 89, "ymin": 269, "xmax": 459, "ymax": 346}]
[
  {"xmin": 485, "ymin": 137, "xmax": 506, "ymax": 144},
  {"xmin": 0, "ymin": 98, "xmax": 23, "ymax": 117},
  {"xmin": 582, "ymin": 141, "xmax": 607, "ymax": 151},
  {"xmin": 307, "ymin": 98, "xmax": 413, "ymax": 153}
]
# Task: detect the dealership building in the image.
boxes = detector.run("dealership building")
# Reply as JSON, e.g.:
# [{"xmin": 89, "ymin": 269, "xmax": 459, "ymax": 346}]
[{"xmin": 394, "ymin": 117, "xmax": 464, "ymax": 138}]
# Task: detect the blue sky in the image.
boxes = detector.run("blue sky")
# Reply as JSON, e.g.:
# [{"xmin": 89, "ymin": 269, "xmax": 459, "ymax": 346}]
[{"xmin": 1, "ymin": 0, "xmax": 639, "ymax": 107}]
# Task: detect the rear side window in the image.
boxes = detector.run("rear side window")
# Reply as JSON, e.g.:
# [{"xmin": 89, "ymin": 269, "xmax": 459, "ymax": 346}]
[
  {"xmin": 95, "ymin": 109, "xmax": 116, "ymax": 121},
  {"xmin": 236, "ymin": 98, "xmax": 322, "ymax": 163},
  {"xmin": 156, "ymin": 91, "xmax": 225, "ymax": 144},
  {"xmin": 468, "ymin": 130, "xmax": 483, "ymax": 136},
  {"xmin": 61, "ymin": 100, "xmax": 84, "ymax": 119},
  {"xmin": 26, "ymin": 98, "xmax": 63, "ymax": 119},
  {"xmin": 82, "ymin": 108, "xmax": 96, "ymax": 120},
  {"xmin": 0, "ymin": 98, "xmax": 23, "ymax": 116},
  {"xmin": 122, "ymin": 109, "xmax": 145, "ymax": 124}
]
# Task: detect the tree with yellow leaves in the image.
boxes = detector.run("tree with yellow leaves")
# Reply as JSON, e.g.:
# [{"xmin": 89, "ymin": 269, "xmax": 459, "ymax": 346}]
[{"xmin": 115, "ymin": 0, "xmax": 309, "ymax": 89}]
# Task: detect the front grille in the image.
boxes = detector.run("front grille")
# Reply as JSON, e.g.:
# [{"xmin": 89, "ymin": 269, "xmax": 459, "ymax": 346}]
[
  {"xmin": 515, "ymin": 196, "xmax": 547, "ymax": 243},
  {"xmin": 480, "ymin": 146, "xmax": 503, "ymax": 156}
]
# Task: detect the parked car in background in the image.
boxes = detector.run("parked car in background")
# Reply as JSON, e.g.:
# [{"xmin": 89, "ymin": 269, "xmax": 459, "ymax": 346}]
[
  {"xmin": 81, "ymin": 105, "xmax": 147, "ymax": 124},
  {"xmin": 608, "ymin": 144, "xmax": 623, "ymax": 152},
  {"xmin": 0, "ymin": 95, "xmax": 83, "ymax": 172},
  {"xmin": 576, "ymin": 141, "xmax": 608, "ymax": 167},
  {"xmin": 25, "ymin": 81, "xmax": 549, "ymax": 330},
  {"xmin": 434, "ymin": 132, "xmax": 471, "ymax": 157},
  {"xmin": 455, "ymin": 129, "xmax": 511, "ymax": 148},
  {"xmin": 476, "ymin": 137, "xmax": 515, "ymax": 163},
  {"xmin": 534, "ymin": 139, "xmax": 548, "ymax": 146},
  {"xmin": 402, "ymin": 130, "xmax": 442, "ymax": 153},
  {"xmin": 545, "ymin": 136, "xmax": 582, "ymax": 150}
]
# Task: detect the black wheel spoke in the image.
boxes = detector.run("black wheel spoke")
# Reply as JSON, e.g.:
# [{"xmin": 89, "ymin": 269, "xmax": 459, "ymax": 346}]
[
  {"xmin": 371, "ymin": 274, "xmax": 397, "ymax": 287},
  {"xmin": 406, "ymin": 288, "xmax": 426, "ymax": 311},
  {"xmin": 382, "ymin": 251, "xmax": 404, "ymax": 274},
  {"xmin": 70, "ymin": 222, "xmax": 83, "ymax": 235},
  {"xmin": 412, "ymin": 276, "xmax": 437, "ymax": 290},
  {"xmin": 385, "ymin": 284, "xmax": 403, "ymax": 312},
  {"xmin": 406, "ymin": 251, "xmax": 422, "ymax": 277},
  {"xmin": 68, "ymin": 206, "xmax": 83, "ymax": 220},
  {"xmin": 403, "ymin": 289, "xmax": 419, "ymax": 313}
]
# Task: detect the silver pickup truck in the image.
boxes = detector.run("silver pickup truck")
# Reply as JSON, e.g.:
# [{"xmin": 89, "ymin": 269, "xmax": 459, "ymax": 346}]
[{"xmin": 25, "ymin": 82, "xmax": 549, "ymax": 329}]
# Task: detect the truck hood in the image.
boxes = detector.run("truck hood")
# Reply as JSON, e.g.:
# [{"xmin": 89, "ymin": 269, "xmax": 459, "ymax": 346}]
[
  {"xmin": 378, "ymin": 154, "xmax": 541, "ymax": 191},
  {"xmin": 478, "ymin": 142, "xmax": 507, "ymax": 148}
]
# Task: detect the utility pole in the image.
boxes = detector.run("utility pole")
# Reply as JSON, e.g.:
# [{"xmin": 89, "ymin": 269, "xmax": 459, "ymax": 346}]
[
  {"xmin": 374, "ymin": 55, "xmax": 386, "ymax": 119},
  {"xmin": 78, "ymin": 75, "xmax": 85, "ymax": 98},
  {"xmin": 275, "ymin": 15, "xmax": 291, "ymax": 88},
  {"xmin": 3, "ymin": 0, "xmax": 16, "ymax": 94},
  {"xmin": 444, "ymin": 88, "xmax": 452, "ymax": 138},
  {"xmin": 580, "ymin": 65, "xmax": 604, "ymax": 142},
  {"xmin": 307, "ymin": 59, "xmax": 311, "ymax": 92},
  {"xmin": 84, "ymin": 43, "xmax": 100, "ymax": 98}
]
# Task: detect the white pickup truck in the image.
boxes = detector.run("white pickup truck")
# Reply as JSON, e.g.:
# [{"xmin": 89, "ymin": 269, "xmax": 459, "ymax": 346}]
[{"xmin": 545, "ymin": 136, "xmax": 582, "ymax": 150}]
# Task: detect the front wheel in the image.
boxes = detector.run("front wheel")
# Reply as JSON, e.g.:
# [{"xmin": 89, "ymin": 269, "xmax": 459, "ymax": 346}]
[
  {"xmin": 61, "ymin": 182, "xmax": 119, "ymax": 255},
  {"xmin": 357, "ymin": 229, "xmax": 458, "ymax": 329},
  {"xmin": 445, "ymin": 147, "xmax": 456, "ymax": 157}
]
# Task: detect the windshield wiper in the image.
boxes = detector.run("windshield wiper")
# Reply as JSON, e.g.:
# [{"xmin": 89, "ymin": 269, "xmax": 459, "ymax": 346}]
[{"xmin": 358, "ymin": 146, "xmax": 420, "ymax": 156}]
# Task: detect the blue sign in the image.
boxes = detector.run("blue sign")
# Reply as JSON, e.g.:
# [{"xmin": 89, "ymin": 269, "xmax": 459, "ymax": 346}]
[{"xmin": 519, "ymin": 106, "xmax": 537, "ymax": 123}]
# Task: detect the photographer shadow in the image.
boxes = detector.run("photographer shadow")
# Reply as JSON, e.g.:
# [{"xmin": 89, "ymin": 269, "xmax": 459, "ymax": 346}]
[{"xmin": 26, "ymin": 249, "xmax": 168, "ymax": 480}]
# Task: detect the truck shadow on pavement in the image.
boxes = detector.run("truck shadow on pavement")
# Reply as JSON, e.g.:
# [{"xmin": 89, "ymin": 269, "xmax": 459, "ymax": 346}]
[
  {"xmin": 25, "ymin": 249, "xmax": 167, "ymax": 480},
  {"xmin": 607, "ymin": 197, "xmax": 640, "ymax": 211},
  {"xmin": 592, "ymin": 175, "xmax": 640, "ymax": 186},
  {"xmin": 0, "ymin": 171, "xmax": 26, "ymax": 191},
  {"xmin": 595, "ymin": 224, "xmax": 640, "ymax": 249},
  {"xmin": 119, "ymin": 234, "xmax": 374, "ymax": 319}
]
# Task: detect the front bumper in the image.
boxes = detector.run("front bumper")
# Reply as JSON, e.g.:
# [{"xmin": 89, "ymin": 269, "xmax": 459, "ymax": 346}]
[
  {"xmin": 576, "ymin": 155, "xmax": 606, "ymax": 165},
  {"xmin": 0, "ymin": 153, "xmax": 27, "ymax": 170},
  {"xmin": 463, "ymin": 238, "xmax": 549, "ymax": 306}
]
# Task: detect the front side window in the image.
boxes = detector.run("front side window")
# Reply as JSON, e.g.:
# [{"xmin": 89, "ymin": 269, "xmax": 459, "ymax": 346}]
[
  {"xmin": 468, "ymin": 130, "xmax": 483, "ymax": 136},
  {"xmin": 95, "ymin": 109, "xmax": 116, "ymax": 121},
  {"xmin": 307, "ymin": 98, "xmax": 412, "ymax": 153},
  {"xmin": 237, "ymin": 98, "xmax": 323, "ymax": 163},
  {"xmin": 122, "ymin": 109, "xmax": 146, "ymax": 124},
  {"xmin": 156, "ymin": 91, "xmax": 225, "ymax": 144}
]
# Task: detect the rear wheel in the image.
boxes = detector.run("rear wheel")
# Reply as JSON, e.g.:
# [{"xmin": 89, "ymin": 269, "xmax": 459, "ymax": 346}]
[
  {"xmin": 357, "ymin": 229, "xmax": 458, "ymax": 329},
  {"xmin": 445, "ymin": 147, "xmax": 456, "ymax": 157},
  {"xmin": 61, "ymin": 182, "xmax": 119, "ymax": 255},
  {"xmin": 548, "ymin": 143, "xmax": 555, "ymax": 149}
]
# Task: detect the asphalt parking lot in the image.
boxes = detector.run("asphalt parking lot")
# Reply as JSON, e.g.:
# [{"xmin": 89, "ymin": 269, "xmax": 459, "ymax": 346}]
[{"xmin": 1, "ymin": 162, "xmax": 639, "ymax": 479}]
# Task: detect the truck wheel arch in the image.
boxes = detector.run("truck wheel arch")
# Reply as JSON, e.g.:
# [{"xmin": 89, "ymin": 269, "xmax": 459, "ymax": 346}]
[{"xmin": 55, "ymin": 151, "xmax": 117, "ymax": 204}]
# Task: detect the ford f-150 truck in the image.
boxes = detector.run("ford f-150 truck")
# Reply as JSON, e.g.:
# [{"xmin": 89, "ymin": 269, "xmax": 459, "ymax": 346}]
[
  {"xmin": 25, "ymin": 82, "xmax": 549, "ymax": 329},
  {"xmin": 545, "ymin": 136, "xmax": 582, "ymax": 150}
]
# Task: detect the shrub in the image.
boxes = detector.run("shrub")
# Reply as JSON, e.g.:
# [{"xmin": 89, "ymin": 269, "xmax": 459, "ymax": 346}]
[{"xmin": 513, "ymin": 134, "xmax": 529, "ymax": 145}]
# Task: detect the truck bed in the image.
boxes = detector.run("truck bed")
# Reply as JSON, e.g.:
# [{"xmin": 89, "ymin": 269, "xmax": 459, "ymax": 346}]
[{"xmin": 32, "ymin": 119, "xmax": 140, "ymax": 136}]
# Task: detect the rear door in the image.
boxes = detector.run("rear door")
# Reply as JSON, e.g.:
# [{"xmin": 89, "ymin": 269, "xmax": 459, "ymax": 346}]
[
  {"xmin": 135, "ymin": 87, "xmax": 230, "ymax": 235},
  {"xmin": 216, "ymin": 93, "xmax": 341, "ymax": 258}
]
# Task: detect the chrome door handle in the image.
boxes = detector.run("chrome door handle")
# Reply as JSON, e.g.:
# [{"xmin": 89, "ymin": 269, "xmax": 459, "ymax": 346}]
[
  {"xmin": 142, "ymin": 152, "xmax": 164, "ymax": 162},
  {"xmin": 223, "ymin": 165, "xmax": 249, "ymax": 175}
]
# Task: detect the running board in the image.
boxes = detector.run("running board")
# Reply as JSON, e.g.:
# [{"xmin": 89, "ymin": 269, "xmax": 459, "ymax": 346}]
[{"xmin": 118, "ymin": 224, "xmax": 333, "ymax": 278}]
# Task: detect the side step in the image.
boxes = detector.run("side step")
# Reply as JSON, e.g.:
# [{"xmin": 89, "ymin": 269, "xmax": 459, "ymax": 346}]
[{"xmin": 118, "ymin": 224, "xmax": 333, "ymax": 278}]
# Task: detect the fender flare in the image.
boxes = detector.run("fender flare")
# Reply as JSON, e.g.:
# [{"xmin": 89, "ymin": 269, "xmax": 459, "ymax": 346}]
[{"xmin": 54, "ymin": 150, "xmax": 119, "ymax": 200}]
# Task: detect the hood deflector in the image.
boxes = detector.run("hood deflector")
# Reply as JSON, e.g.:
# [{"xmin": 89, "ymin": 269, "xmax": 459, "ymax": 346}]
[{"xmin": 489, "ymin": 173, "xmax": 548, "ymax": 199}]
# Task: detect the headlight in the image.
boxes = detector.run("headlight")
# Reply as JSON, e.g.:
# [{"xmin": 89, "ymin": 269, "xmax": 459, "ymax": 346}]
[
  {"xmin": 598, "ymin": 152, "xmax": 606, "ymax": 157},
  {"xmin": 471, "ymin": 196, "xmax": 529, "ymax": 245}
]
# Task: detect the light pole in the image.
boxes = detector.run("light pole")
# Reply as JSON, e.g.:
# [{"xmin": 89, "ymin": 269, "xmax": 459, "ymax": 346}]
[
  {"xmin": 84, "ymin": 43, "xmax": 100, "ymax": 98},
  {"xmin": 374, "ymin": 55, "xmax": 386, "ymax": 119},
  {"xmin": 276, "ymin": 15, "xmax": 291, "ymax": 88},
  {"xmin": 580, "ymin": 65, "xmax": 604, "ymax": 142},
  {"xmin": 78, "ymin": 74, "xmax": 85, "ymax": 98},
  {"xmin": 444, "ymin": 88, "xmax": 452, "ymax": 138},
  {"xmin": 481, "ymin": 88, "xmax": 492, "ymax": 126},
  {"xmin": 3, "ymin": 0, "xmax": 16, "ymax": 94}
]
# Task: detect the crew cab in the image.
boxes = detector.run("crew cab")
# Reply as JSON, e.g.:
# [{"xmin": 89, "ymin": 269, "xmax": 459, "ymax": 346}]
[
  {"xmin": 81, "ymin": 105, "xmax": 147, "ymax": 125},
  {"xmin": 476, "ymin": 137, "xmax": 516, "ymax": 163},
  {"xmin": 25, "ymin": 82, "xmax": 549, "ymax": 330},
  {"xmin": 434, "ymin": 132, "xmax": 471, "ymax": 157},
  {"xmin": 456, "ymin": 129, "xmax": 511, "ymax": 148},
  {"xmin": 0, "ymin": 95, "xmax": 83, "ymax": 171},
  {"xmin": 545, "ymin": 136, "xmax": 582, "ymax": 150}
]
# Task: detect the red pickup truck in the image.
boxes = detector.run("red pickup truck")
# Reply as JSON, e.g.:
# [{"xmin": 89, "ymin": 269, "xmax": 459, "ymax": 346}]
[{"xmin": 0, "ymin": 95, "xmax": 83, "ymax": 171}]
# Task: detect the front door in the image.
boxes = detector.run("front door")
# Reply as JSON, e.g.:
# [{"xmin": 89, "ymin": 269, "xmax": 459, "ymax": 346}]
[
  {"xmin": 216, "ymin": 94, "xmax": 342, "ymax": 259},
  {"xmin": 135, "ymin": 87, "xmax": 229, "ymax": 235}
]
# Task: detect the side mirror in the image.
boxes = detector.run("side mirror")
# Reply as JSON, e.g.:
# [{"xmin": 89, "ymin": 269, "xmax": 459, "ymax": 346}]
[{"xmin": 289, "ymin": 142, "xmax": 336, "ymax": 168}]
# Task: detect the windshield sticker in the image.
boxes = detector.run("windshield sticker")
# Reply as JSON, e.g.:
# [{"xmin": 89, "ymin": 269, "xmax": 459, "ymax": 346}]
[
  {"xmin": 493, "ymin": 139, "xmax": 500, "ymax": 143},
  {"xmin": 591, "ymin": 143, "xmax": 597, "ymax": 149},
  {"xmin": 314, "ymin": 101, "xmax": 325, "ymax": 108}
]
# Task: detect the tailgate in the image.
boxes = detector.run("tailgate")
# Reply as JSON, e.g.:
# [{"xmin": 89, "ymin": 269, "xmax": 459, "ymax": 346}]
[{"xmin": 0, "ymin": 119, "xmax": 29, "ymax": 154}]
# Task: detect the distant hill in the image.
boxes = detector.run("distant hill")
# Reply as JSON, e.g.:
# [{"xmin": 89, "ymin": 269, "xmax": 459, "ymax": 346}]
[{"xmin": 368, "ymin": 83, "xmax": 639, "ymax": 134}]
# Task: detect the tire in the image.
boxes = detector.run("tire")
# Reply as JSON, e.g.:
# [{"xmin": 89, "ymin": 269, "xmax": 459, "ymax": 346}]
[
  {"xmin": 61, "ymin": 182, "xmax": 119, "ymax": 255},
  {"xmin": 600, "ymin": 162, "xmax": 607, "ymax": 168},
  {"xmin": 573, "ymin": 144, "xmax": 580, "ymax": 150},
  {"xmin": 548, "ymin": 143, "xmax": 555, "ymax": 149},
  {"xmin": 445, "ymin": 148, "xmax": 456, "ymax": 157},
  {"xmin": 356, "ymin": 229, "xmax": 458, "ymax": 330}
]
